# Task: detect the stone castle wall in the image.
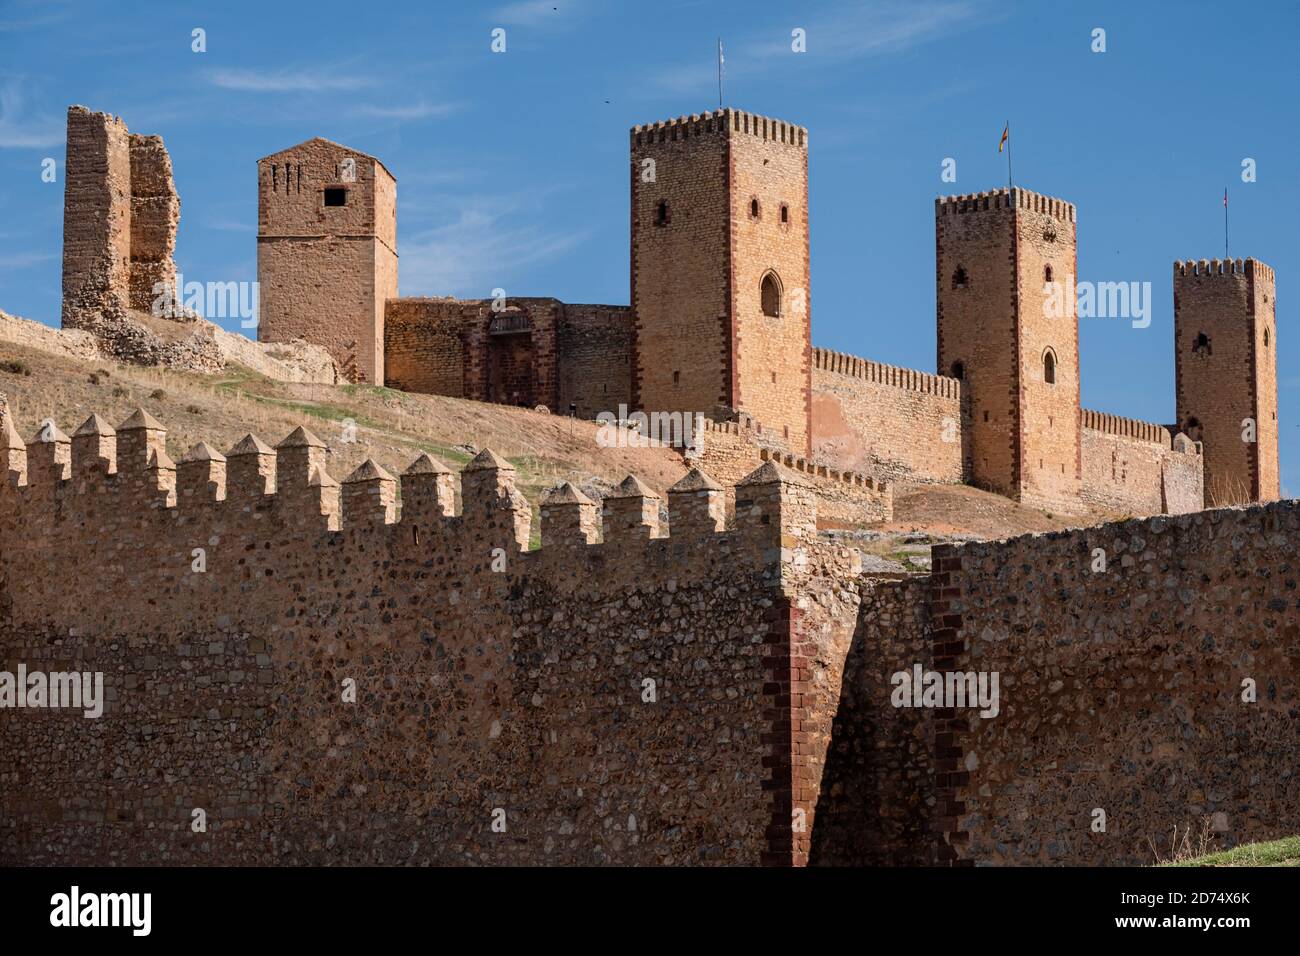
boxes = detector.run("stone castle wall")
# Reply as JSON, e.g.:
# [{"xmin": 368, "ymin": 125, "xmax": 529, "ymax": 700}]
[
  {"xmin": 930, "ymin": 500, "xmax": 1300, "ymax": 865},
  {"xmin": 0, "ymin": 391, "xmax": 1295, "ymax": 866},
  {"xmin": 0, "ymin": 396, "xmax": 825, "ymax": 865},
  {"xmin": 1080, "ymin": 409, "xmax": 1203, "ymax": 515},
  {"xmin": 810, "ymin": 347, "xmax": 965, "ymax": 484}
]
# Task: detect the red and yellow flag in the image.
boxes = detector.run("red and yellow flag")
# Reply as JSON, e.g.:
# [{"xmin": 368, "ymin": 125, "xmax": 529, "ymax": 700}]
[{"xmin": 998, "ymin": 123, "xmax": 1009, "ymax": 153}]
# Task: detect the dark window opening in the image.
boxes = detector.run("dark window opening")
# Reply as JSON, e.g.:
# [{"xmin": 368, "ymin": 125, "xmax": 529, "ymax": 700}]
[
  {"xmin": 324, "ymin": 188, "xmax": 347, "ymax": 207},
  {"xmin": 1044, "ymin": 265, "xmax": 1053, "ymax": 283},
  {"xmin": 1185, "ymin": 416, "xmax": 1202, "ymax": 441},
  {"xmin": 1193, "ymin": 332, "xmax": 1211, "ymax": 355},
  {"xmin": 760, "ymin": 272, "xmax": 782, "ymax": 317},
  {"xmin": 952, "ymin": 266, "xmax": 968, "ymax": 289},
  {"xmin": 780, "ymin": 203, "xmax": 789, "ymax": 223},
  {"xmin": 655, "ymin": 200, "xmax": 669, "ymax": 226},
  {"xmin": 950, "ymin": 361, "xmax": 964, "ymax": 381},
  {"xmin": 750, "ymin": 198, "xmax": 760, "ymax": 218},
  {"xmin": 672, "ymin": 370, "xmax": 680, "ymax": 384},
  {"xmin": 983, "ymin": 410, "xmax": 989, "ymax": 422},
  {"xmin": 1043, "ymin": 350, "xmax": 1057, "ymax": 384},
  {"xmin": 1264, "ymin": 327, "xmax": 1270, "ymax": 347}
]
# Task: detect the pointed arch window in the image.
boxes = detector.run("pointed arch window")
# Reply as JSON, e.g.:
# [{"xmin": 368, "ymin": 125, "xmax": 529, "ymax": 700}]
[{"xmin": 760, "ymin": 271, "xmax": 782, "ymax": 317}]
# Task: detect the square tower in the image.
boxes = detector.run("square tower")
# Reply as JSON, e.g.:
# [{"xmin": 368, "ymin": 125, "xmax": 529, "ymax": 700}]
[
  {"xmin": 257, "ymin": 137, "xmax": 398, "ymax": 384},
  {"xmin": 936, "ymin": 188, "xmax": 1081, "ymax": 512},
  {"xmin": 630, "ymin": 109, "xmax": 811, "ymax": 454},
  {"xmin": 1174, "ymin": 257, "xmax": 1278, "ymax": 505}
]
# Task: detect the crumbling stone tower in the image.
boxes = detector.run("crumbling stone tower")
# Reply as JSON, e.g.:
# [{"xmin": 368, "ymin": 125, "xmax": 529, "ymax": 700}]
[
  {"xmin": 61, "ymin": 105, "xmax": 179, "ymax": 328},
  {"xmin": 257, "ymin": 138, "xmax": 398, "ymax": 384},
  {"xmin": 630, "ymin": 109, "xmax": 812, "ymax": 453},
  {"xmin": 936, "ymin": 188, "xmax": 1081, "ymax": 512},
  {"xmin": 1174, "ymin": 257, "xmax": 1279, "ymax": 505}
]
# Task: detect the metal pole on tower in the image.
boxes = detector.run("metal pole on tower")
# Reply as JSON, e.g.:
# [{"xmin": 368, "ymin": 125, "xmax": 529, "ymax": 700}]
[{"xmin": 717, "ymin": 38, "xmax": 724, "ymax": 108}]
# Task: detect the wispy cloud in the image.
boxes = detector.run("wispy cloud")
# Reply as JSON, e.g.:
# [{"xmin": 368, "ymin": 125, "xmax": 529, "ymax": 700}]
[
  {"xmin": 208, "ymin": 67, "xmax": 377, "ymax": 93},
  {"xmin": 351, "ymin": 101, "xmax": 462, "ymax": 121},
  {"xmin": 0, "ymin": 251, "xmax": 55, "ymax": 270},
  {"xmin": 491, "ymin": 0, "xmax": 581, "ymax": 27},
  {"xmin": 653, "ymin": 0, "xmax": 981, "ymax": 94},
  {"xmin": 0, "ymin": 80, "xmax": 62, "ymax": 149},
  {"xmin": 401, "ymin": 194, "xmax": 591, "ymax": 296}
]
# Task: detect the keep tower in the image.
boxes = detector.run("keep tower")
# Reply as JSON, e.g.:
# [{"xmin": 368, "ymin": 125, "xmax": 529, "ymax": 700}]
[
  {"xmin": 630, "ymin": 109, "xmax": 812, "ymax": 453},
  {"xmin": 936, "ymin": 187, "xmax": 1081, "ymax": 512},
  {"xmin": 257, "ymin": 137, "xmax": 398, "ymax": 384},
  {"xmin": 1174, "ymin": 257, "xmax": 1278, "ymax": 506}
]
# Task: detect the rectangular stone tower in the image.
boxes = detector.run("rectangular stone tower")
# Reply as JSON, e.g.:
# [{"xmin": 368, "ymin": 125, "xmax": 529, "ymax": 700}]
[
  {"xmin": 257, "ymin": 138, "xmax": 397, "ymax": 384},
  {"xmin": 1174, "ymin": 257, "xmax": 1279, "ymax": 505},
  {"xmin": 62, "ymin": 105, "xmax": 179, "ymax": 329},
  {"xmin": 936, "ymin": 188, "xmax": 1081, "ymax": 512},
  {"xmin": 630, "ymin": 109, "xmax": 812, "ymax": 454}
]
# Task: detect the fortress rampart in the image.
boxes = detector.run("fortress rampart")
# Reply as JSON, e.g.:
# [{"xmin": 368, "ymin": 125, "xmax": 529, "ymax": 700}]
[
  {"xmin": 0, "ymin": 392, "xmax": 1294, "ymax": 866},
  {"xmin": 811, "ymin": 347, "xmax": 965, "ymax": 484}
]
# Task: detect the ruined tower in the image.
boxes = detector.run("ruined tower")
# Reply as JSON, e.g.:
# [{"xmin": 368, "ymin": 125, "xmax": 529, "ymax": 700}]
[
  {"xmin": 630, "ymin": 109, "xmax": 812, "ymax": 454},
  {"xmin": 257, "ymin": 138, "xmax": 397, "ymax": 384},
  {"xmin": 936, "ymin": 188, "xmax": 1081, "ymax": 512},
  {"xmin": 1174, "ymin": 257, "xmax": 1279, "ymax": 506},
  {"xmin": 62, "ymin": 105, "xmax": 179, "ymax": 328}
]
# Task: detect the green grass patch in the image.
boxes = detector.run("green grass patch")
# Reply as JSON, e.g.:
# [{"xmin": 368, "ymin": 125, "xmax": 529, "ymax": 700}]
[{"xmin": 1166, "ymin": 836, "xmax": 1300, "ymax": 867}]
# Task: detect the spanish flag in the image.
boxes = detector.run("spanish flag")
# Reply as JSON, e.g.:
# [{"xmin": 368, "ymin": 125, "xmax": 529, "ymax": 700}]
[{"xmin": 998, "ymin": 123, "xmax": 1009, "ymax": 153}]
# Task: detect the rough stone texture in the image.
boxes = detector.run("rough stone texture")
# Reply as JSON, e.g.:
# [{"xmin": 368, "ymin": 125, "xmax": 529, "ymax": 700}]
[
  {"xmin": 257, "ymin": 138, "xmax": 398, "ymax": 385},
  {"xmin": 930, "ymin": 501, "xmax": 1300, "ymax": 865},
  {"xmin": 62, "ymin": 106, "xmax": 133, "ymax": 330},
  {"xmin": 127, "ymin": 133, "xmax": 180, "ymax": 313},
  {"xmin": 0, "ymin": 398, "xmax": 1295, "ymax": 866},
  {"xmin": 811, "ymin": 348, "xmax": 965, "ymax": 484},
  {"xmin": 808, "ymin": 576, "xmax": 940, "ymax": 865},
  {"xmin": 0, "ymin": 407, "xmax": 822, "ymax": 865},
  {"xmin": 1080, "ymin": 409, "xmax": 1203, "ymax": 515},
  {"xmin": 1174, "ymin": 258, "xmax": 1280, "ymax": 506},
  {"xmin": 631, "ymin": 110, "xmax": 812, "ymax": 455}
]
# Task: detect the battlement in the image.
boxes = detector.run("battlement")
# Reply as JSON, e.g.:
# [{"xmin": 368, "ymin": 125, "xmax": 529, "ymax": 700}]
[
  {"xmin": 0, "ymin": 407, "xmax": 813, "ymax": 558},
  {"xmin": 936, "ymin": 187, "xmax": 1075, "ymax": 223},
  {"xmin": 1174, "ymin": 256, "xmax": 1274, "ymax": 283},
  {"xmin": 1080, "ymin": 407, "xmax": 1195, "ymax": 449},
  {"xmin": 631, "ymin": 107, "xmax": 807, "ymax": 149},
  {"xmin": 757, "ymin": 447, "xmax": 888, "ymax": 493},
  {"xmin": 813, "ymin": 347, "xmax": 961, "ymax": 399}
]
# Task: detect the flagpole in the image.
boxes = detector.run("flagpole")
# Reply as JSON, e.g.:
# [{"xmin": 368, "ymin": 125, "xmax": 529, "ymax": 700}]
[
  {"xmin": 1224, "ymin": 187, "xmax": 1229, "ymax": 258},
  {"xmin": 1006, "ymin": 120, "xmax": 1013, "ymax": 191}
]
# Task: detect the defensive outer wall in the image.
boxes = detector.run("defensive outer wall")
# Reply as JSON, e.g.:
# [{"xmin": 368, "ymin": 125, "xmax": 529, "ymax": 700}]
[{"xmin": 0, "ymin": 395, "xmax": 1295, "ymax": 865}]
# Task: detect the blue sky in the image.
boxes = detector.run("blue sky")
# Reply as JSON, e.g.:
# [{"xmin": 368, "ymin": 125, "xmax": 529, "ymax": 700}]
[{"xmin": 1, "ymin": 0, "xmax": 1296, "ymax": 489}]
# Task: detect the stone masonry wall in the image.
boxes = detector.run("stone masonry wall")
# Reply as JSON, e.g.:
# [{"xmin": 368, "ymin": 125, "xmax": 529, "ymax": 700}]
[
  {"xmin": 808, "ymin": 575, "xmax": 941, "ymax": 865},
  {"xmin": 62, "ymin": 106, "xmax": 131, "ymax": 328},
  {"xmin": 0, "ymin": 396, "xmax": 822, "ymax": 866},
  {"xmin": 383, "ymin": 298, "xmax": 467, "ymax": 396},
  {"xmin": 931, "ymin": 501, "xmax": 1300, "ymax": 865},
  {"xmin": 1080, "ymin": 409, "xmax": 1203, "ymax": 516},
  {"xmin": 811, "ymin": 347, "xmax": 965, "ymax": 484},
  {"xmin": 556, "ymin": 304, "xmax": 633, "ymax": 420}
]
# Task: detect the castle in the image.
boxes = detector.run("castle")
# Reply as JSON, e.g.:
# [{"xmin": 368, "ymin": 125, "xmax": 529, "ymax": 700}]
[
  {"xmin": 5, "ymin": 105, "xmax": 1293, "ymax": 868},
  {"xmin": 245, "ymin": 108, "xmax": 1277, "ymax": 514}
]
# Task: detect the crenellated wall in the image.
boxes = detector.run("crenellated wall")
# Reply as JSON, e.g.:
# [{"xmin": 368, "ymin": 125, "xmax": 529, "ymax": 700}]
[
  {"xmin": 1080, "ymin": 408, "xmax": 1204, "ymax": 515},
  {"xmin": 810, "ymin": 347, "xmax": 965, "ymax": 485},
  {"xmin": 0, "ymin": 396, "xmax": 830, "ymax": 866}
]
